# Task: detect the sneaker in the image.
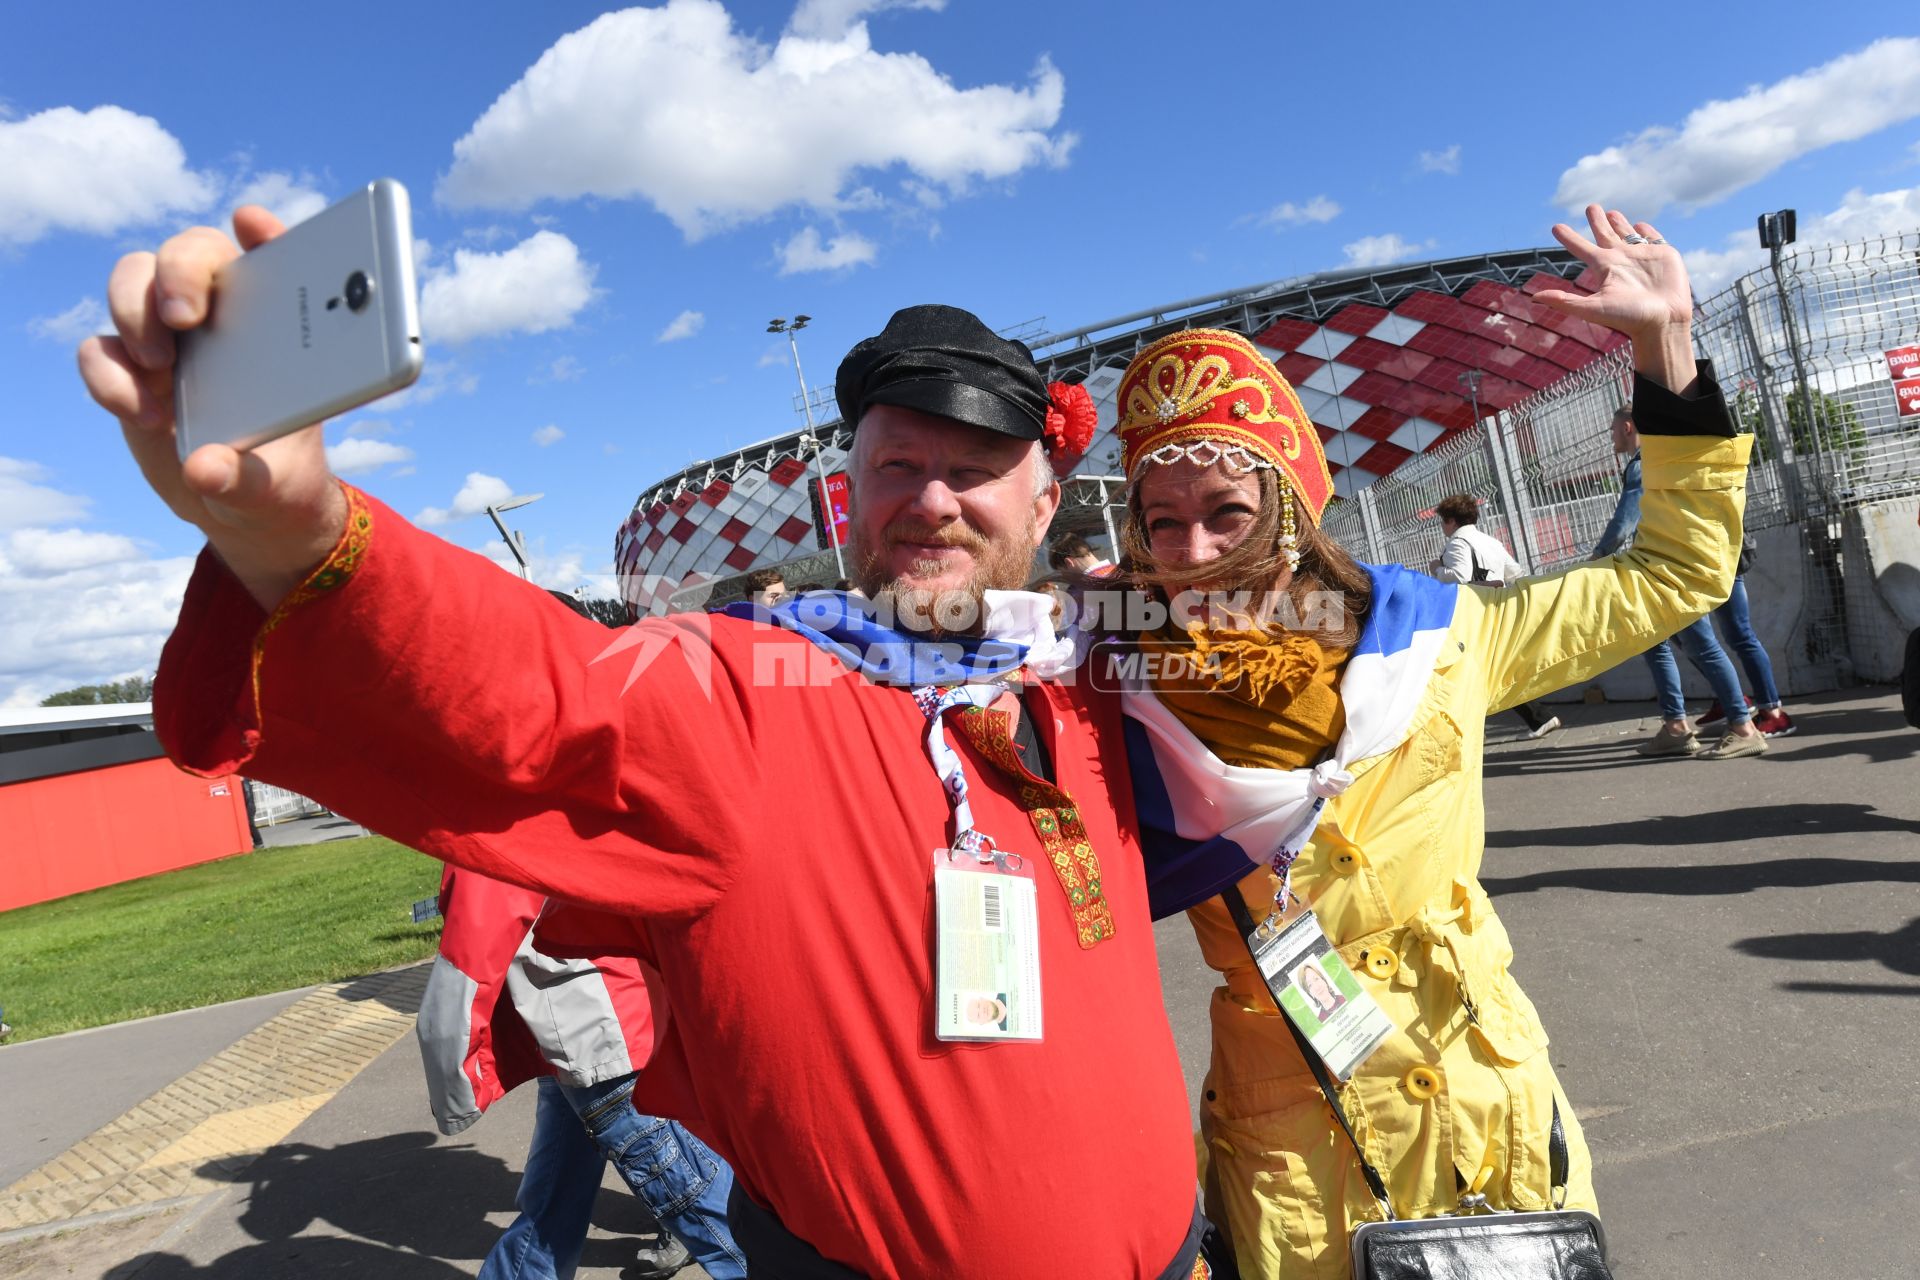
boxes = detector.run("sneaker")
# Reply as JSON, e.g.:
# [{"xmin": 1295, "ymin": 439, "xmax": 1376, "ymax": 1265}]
[
  {"xmin": 630, "ymin": 1235, "xmax": 691, "ymax": 1279},
  {"xmin": 1637, "ymin": 724, "xmax": 1700, "ymax": 757},
  {"xmin": 1698, "ymin": 695, "xmax": 1754, "ymax": 727},
  {"xmin": 1528, "ymin": 715, "xmax": 1563, "ymax": 740},
  {"xmin": 1701, "ymin": 729, "xmax": 1768, "ymax": 760},
  {"xmin": 1753, "ymin": 707, "xmax": 1797, "ymax": 738}
]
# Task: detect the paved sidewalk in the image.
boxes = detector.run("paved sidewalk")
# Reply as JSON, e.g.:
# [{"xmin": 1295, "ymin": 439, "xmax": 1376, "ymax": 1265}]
[
  {"xmin": 1, "ymin": 688, "xmax": 1914, "ymax": 1277},
  {"xmin": 0, "ymin": 968, "xmax": 421, "ymax": 1235}
]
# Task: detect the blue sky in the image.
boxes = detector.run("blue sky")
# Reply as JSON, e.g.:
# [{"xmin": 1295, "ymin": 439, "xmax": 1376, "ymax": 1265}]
[{"xmin": 2, "ymin": 1, "xmax": 1916, "ymax": 704}]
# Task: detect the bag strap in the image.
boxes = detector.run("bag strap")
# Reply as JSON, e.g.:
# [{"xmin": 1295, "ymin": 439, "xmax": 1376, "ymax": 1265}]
[
  {"xmin": 1220, "ymin": 888, "xmax": 1571, "ymax": 1219},
  {"xmin": 1221, "ymin": 888, "xmax": 1397, "ymax": 1219}
]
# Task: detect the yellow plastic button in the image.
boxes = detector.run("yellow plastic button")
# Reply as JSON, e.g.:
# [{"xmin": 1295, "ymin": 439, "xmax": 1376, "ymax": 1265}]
[
  {"xmin": 1360, "ymin": 947, "xmax": 1399, "ymax": 980},
  {"xmin": 1330, "ymin": 850, "xmax": 1362, "ymax": 876},
  {"xmin": 1210, "ymin": 1136, "xmax": 1237, "ymax": 1157},
  {"xmin": 1404, "ymin": 1066, "xmax": 1441, "ymax": 1099}
]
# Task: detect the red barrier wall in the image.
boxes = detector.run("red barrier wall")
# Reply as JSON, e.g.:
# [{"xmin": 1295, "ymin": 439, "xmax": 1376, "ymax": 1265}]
[{"xmin": 0, "ymin": 758, "xmax": 253, "ymax": 912}]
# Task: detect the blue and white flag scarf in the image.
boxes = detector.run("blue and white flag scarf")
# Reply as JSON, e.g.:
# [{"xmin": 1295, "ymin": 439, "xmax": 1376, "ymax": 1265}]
[
  {"xmin": 722, "ymin": 588, "xmax": 1079, "ymax": 857},
  {"xmin": 1123, "ymin": 564, "xmax": 1461, "ymax": 919}
]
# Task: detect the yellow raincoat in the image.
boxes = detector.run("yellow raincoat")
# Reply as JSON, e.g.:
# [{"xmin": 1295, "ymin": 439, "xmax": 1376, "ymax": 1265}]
[{"xmin": 1190, "ymin": 428, "xmax": 1752, "ymax": 1277}]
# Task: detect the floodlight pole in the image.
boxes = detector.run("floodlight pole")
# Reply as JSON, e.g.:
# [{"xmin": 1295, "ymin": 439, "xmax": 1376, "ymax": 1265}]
[
  {"xmin": 1760, "ymin": 209, "xmax": 1817, "ymax": 467},
  {"xmin": 771, "ymin": 315, "xmax": 847, "ymax": 579},
  {"xmin": 485, "ymin": 493, "xmax": 545, "ymax": 581}
]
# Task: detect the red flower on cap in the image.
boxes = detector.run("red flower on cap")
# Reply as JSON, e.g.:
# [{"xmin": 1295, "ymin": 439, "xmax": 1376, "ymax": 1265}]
[{"xmin": 1044, "ymin": 381, "xmax": 1098, "ymax": 478}]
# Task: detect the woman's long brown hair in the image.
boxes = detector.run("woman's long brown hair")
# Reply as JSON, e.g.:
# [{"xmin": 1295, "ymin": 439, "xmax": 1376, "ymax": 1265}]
[{"xmin": 1115, "ymin": 466, "xmax": 1373, "ymax": 649}]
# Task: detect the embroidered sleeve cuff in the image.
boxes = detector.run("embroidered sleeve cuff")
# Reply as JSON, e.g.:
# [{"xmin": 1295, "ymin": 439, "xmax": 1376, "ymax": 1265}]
[
  {"xmin": 154, "ymin": 483, "xmax": 375, "ymax": 777},
  {"xmin": 1632, "ymin": 360, "xmax": 1735, "ymax": 438}
]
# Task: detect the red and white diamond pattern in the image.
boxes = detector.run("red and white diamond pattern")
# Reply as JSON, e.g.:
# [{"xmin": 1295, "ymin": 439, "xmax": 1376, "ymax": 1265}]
[
  {"xmin": 1062, "ymin": 274, "xmax": 1623, "ymax": 498},
  {"xmin": 613, "ymin": 443, "xmax": 848, "ymax": 617}
]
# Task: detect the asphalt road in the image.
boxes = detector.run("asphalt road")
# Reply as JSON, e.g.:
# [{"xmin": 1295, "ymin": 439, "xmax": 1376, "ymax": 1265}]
[{"xmin": 4, "ymin": 688, "xmax": 1916, "ymax": 1277}]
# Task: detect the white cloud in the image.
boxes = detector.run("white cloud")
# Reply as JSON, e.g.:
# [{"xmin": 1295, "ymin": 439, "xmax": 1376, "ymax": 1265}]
[
  {"xmin": 1255, "ymin": 196, "xmax": 1340, "ymax": 229},
  {"xmin": 415, "ymin": 472, "xmax": 522, "ymax": 526},
  {"xmin": 778, "ymin": 226, "xmax": 877, "ymax": 274},
  {"xmin": 1343, "ymin": 233, "xmax": 1434, "ymax": 268},
  {"xmin": 4, "ymin": 527, "xmax": 143, "ymax": 575},
  {"xmin": 228, "ymin": 170, "xmax": 329, "ymax": 227},
  {"xmin": 344, "ymin": 418, "xmax": 393, "ymax": 438},
  {"xmin": 0, "ymin": 459, "xmax": 195, "ymax": 707},
  {"xmin": 324, "ymin": 437, "xmax": 415, "ymax": 476},
  {"xmin": 788, "ymin": 0, "xmax": 945, "ymax": 39},
  {"xmin": 532, "ymin": 424, "xmax": 565, "ymax": 446},
  {"xmin": 0, "ymin": 105, "xmax": 217, "ymax": 245},
  {"xmin": 420, "ymin": 230, "xmax": 599, "ymax": 345},
  {"xmin": 1554, "ymin": 37, "xmax": 1920, "ymax": 216},
  {"xmin": 657, "ymin": 309, "xmax": 706, "ymax": 342},
  {"xmin": 1684, "ymin": 181, "xmax": 1920, "ymax": 296},
  {"xmin": 758, "ymin": 343, "xmax": 792, "ymax": 368},
  {"xmin": 0, "ymin": 458, "xmax": 90, "ymax": 529},
  {"xmin": 1419, "ymin": 145, "xmax": 1461, "ymax": 175},
  {"xmin": 27, "ymin": 296, "xmax": 108, "ymax": 343},
  {"xmin": 436, "ymin": 0, "xmax": 1073, "ymax": 239}
]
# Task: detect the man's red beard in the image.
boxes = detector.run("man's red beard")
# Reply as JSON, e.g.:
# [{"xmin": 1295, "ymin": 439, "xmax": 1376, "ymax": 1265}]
[{"xmin": 849, "ymin": 516, "xmax": 1036, "ymax": 635}]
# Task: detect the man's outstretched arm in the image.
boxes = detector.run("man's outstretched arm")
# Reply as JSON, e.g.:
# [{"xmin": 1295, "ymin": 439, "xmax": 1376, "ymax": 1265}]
[{"xmin": 82, "ymin": 210, "xmax": 760, "ymax": 920}]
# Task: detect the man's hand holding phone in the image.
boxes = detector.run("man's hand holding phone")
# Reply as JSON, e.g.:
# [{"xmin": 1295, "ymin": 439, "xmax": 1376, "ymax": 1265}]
[{"xmin": 79, "ymin": 206, "xmax": 348, "ymax": 610}]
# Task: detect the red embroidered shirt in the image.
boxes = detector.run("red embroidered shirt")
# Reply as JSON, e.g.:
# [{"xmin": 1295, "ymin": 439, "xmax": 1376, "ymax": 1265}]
[{"xmin": 156, "ymin": 488, "xmax": 1196, "ymax": 1279}]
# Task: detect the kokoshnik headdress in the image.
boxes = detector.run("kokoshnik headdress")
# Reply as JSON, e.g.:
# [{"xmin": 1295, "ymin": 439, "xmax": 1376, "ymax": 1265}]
[{"xmin": 1115, "ymin": 328, "xmax": 1334, "ymax": 571}]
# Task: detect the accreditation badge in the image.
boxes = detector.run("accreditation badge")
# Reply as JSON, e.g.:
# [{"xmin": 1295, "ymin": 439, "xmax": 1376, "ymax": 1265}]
[
  {"xmin": 932, "ymin": 848, "xmax": 1043, "ymax": 1043},
  {"xmin": 1247, "ymin": 908, "xmax": 1393, "ymax": 1080}
]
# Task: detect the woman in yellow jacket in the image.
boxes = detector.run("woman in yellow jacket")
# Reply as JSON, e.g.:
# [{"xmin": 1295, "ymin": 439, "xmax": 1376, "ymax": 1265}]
[{"xmin": 1108, "ymin": 206, "xmax": 1749, "ymax": 1278}]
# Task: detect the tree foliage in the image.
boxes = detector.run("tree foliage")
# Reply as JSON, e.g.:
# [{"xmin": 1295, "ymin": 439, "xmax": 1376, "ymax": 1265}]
[
  {"xmin": 1734, "ymin": 383, "xmax": 1867, "ymax": 463},
  {"xmin": 578, "ymin": 597, "xmax": 632, "ymax": 628},
  {"xmin": 40, "ymin": 675, "xmax": 156, "ymax": 707}
]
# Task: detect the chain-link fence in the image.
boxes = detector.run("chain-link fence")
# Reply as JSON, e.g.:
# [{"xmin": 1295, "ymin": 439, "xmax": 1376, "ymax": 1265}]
[{"xmin": 1323, "ymin": 227, "xmax": 1920, "ymax": 691}]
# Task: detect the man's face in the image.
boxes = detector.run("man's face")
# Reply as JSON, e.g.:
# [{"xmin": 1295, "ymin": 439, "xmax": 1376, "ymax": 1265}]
[
  {"xmin": 1439, "ymin": 518, "xmax": 1458, "ymax": 539},
  {"xmin": 848, "ymin": 404, "xmax": 1059, "ymax": 632},
  {"xmin": 753, "ymin": 580, "xmax": 785, "ymax": 607},
  {"xmin": 1611, "ymin": 412, "xmax": 1636, "ymax": 453}
]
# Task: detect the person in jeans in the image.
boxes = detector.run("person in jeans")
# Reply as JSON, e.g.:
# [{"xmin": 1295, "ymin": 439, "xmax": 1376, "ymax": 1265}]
[
  {"xmin": 1696, "ymin": 557, "xmax": 1796, "ymax": 737},
  {"xmin": 1593, "ymin": 407, "xmax": 1767, "ymax": 759},
  {"xmin": 419, "ymin": 863, "xmax": 747, "ymax": 1280},
  {"xmin": 483, "ymin": 1073, "xmax": 742, "ymax": 1280}
]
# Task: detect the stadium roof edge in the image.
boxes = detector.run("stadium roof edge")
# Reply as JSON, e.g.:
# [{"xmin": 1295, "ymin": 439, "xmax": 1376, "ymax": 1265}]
[{"xmin": 1031, "ymin": 245, "xmax": 1582, "ymax": 379}]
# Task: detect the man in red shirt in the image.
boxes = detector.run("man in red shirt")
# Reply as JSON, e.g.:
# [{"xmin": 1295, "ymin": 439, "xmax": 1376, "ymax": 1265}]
[{"xmin": 79, "ymin": 209, "xmax": 1216, "ymax": 1278}]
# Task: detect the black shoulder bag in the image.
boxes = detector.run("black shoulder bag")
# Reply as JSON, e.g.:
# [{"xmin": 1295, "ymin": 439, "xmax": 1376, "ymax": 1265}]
[{"xmin": 1220, "ymin": 890, "xmax": 1614, "ymax": 1280}]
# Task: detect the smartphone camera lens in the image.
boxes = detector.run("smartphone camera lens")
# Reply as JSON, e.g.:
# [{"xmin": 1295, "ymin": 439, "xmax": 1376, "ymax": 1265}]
[{"xmin": 344, "ymin": 271, "xmax": 372, "ymax": 313}]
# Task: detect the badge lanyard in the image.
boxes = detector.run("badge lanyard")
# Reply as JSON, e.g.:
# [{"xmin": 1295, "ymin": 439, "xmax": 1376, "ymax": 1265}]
[
  {"xmin": 912, "ymin": 681, "xmax": 1022, "ymax": 870},
  {"xmin": 914, "ymin": 681, "xmax": 1044, "ymax": 1043}
]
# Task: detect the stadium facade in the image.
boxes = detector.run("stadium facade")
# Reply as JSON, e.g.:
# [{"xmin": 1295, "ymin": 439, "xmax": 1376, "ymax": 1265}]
[{"xmin": 611, "ymin": 247, "xmax": 1625, "ymax": 617}]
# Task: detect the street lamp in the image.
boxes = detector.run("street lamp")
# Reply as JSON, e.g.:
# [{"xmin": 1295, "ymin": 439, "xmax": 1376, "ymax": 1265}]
[
  {"xmin": 769, "ymin": 314, "xmax": 847, "ymax": 579},
  {"xmin": 1758, "ymin": 208, "xmax": 1817, "ymax": 461},
  {"xmin": 485, "ymin": 492, "xmax": 545, "ymax": 581}
]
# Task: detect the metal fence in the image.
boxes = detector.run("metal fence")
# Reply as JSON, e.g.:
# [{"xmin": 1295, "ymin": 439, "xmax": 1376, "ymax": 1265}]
[
  {"xmin": 247, "ymin": 779, "xmax": 327, "ymax": 826},
  {"xmin": 1323, "ymin": 226, "xmax": 1920, "ymax": 689},
  {"xmin": 1323, "ymin": 348, "xmax": 1634, "ymax": 579}
]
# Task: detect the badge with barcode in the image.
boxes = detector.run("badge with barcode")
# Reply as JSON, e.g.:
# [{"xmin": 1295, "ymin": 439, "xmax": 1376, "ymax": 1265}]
[{"xmin": 933, "ymin": 856, "xmax": 1043, "ymax": 1042}]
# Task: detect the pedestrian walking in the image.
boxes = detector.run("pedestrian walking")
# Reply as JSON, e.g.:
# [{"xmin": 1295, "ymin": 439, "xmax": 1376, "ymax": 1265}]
[{"xmin": 1430, "ymin": 493, "xmax": 1561, "ymax": 739}]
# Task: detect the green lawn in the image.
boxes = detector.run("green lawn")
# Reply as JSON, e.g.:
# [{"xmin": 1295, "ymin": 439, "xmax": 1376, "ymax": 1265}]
[{"xmin": 0, "ymin": 835, "xmax": 444, "ymax": 1044}]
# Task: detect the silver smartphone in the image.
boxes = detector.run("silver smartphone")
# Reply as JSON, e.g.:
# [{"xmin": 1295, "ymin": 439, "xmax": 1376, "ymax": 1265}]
[{"xmin": 174, "ymin": 178, "xmax": 423, "ymax": 460}]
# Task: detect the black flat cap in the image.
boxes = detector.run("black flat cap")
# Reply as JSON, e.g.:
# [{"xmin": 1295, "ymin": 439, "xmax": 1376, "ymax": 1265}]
[{"xmin": 835, "ymin": 304, "xmax": 1048, "ymax": 440}]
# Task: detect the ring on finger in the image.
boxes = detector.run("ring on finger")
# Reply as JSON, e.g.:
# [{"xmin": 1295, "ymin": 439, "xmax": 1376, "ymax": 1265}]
[
  {"xmin": 1647, "ymin": 237, "xmax": 1666, "ymax": 245},
  {"xmin": 1622, "ymin": 233, "xmax": 1648, "ymax": 245}
]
